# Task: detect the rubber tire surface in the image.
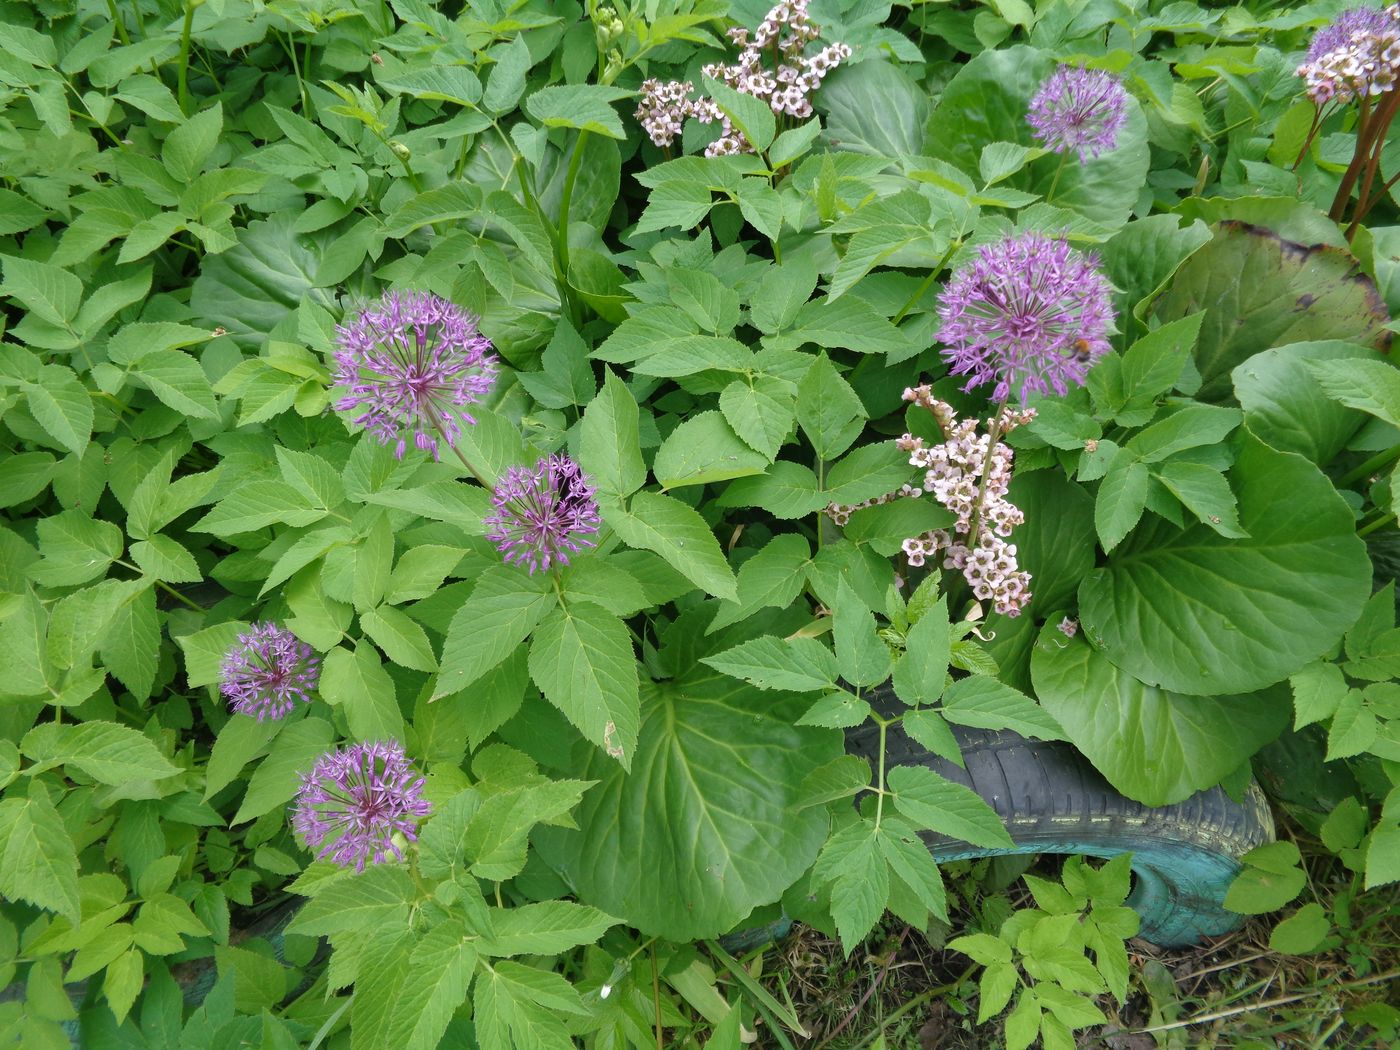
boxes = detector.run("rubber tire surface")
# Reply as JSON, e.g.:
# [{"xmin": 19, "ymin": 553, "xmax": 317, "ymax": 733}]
[{"xmin": 847, "ymin": 719, "xmax": 1275, "ymax": 947}]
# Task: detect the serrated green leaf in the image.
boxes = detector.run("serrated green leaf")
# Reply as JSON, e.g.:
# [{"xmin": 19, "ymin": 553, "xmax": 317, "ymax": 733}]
[
  {"xmin": 654, "ymin": 411, "xmax": 767, "ymax": 489},
  {"xmin": 892, "ymin": 597, "xmax": 949, "ymax": 706},
  {"xmin": 523, "ymin": 84, "xmax": 631, "ymax": 138},
  {"xmin": 702, "ymin": 635, "xmax": 837, "ymax": 692},
  {"xmin": 602, "ymin": 491, "xmax": 737, "ymax": 600},
  {"xmin": 434, "ymin": 567, "xmax": 553, "ymax": 699},
  {"xmin": 579, "ymin": 371, "xmax": 646, "ymax": 501},
  {"xmin": 887, "ymin": 765, "xmax": 1013, "ymax": 848},
  {"xmin": 234, "ymin": 717, "xmax": 334, "ymax": 824},
  {"xmin": 320, "ymin": 645, "xmax": 404, "ymax": 741},
  {"xmin": 26, "ymin": 365, "xmax": 93, "ymax": 455},
  {"xmin": 0, "ymin": 789, "xmax": 80, "ymax": 922},
  {"xmin": 528, "ymin": 600, "xmax": 639, "ymax": 768}
]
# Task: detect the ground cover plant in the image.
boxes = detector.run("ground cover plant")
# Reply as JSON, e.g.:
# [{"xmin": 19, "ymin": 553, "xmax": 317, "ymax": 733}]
[{"xmin": 2, "ymin": 0, "xmax": 1400, "ymax": 1046}]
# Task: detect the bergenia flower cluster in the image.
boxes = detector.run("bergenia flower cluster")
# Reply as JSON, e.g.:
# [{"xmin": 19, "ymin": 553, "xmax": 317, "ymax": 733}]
[
  {"xmin": 333, "ymin": 291, "xmax": 498, "ymax": 460},
  {"xmin": 825, "ymin": 484, "xmax": 924, "ymax": 528},
  {"xmin": 896, "ymin": 388, "xmax": 1036, "ymax": 618},
  {"xmin": 635, "ymin": 0, "xmax": 852, "ymax": 156},
  {"xmin": 291, "ymin": 740, "xmax": 433, "ymax": 873},
  {"xmin": 1298, "ymin": 3, "xmax": 1400, "ymax": 105},
  {"xmin": 1027, "ymin": 66, "xmax": 1129, "ymax": 162},
  {"xmin": 938, "ymin": 232, "xmax": 1115, "ymax": 404},
  {"xmin": 219, "ymin": 622, "xmax": 320, "ymax": 721},
  {"xmin": 485, "ymin": 453, "xmax": 602, "ymax": 574}
]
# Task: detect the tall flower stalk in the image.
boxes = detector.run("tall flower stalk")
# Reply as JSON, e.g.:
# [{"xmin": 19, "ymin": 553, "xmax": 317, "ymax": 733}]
[{"xmin": 1294, "ymin": 4, "xmax": 1400, "ymax": 234}]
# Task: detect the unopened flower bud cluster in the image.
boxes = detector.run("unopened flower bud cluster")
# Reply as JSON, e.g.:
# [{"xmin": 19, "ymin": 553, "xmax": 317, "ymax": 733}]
[
  {"xmin": 1298, "ymin": 3, "xmax": 1400, "ymax": 105},
  {"xmin": 893, "ymin": 387, "xmax": 1035, "ymax": 618},
  {"xmin": 634, "ymin": 0, "xmax": 851, "ymax": 155}
]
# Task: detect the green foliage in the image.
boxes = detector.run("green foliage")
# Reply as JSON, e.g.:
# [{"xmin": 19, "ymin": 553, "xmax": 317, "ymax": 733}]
[
  {"xmin": 949, "ymin": 856, "xmax": 1140, "ymax": 1050},
  {"xmin": 1, "ymin": 0, "xmax": 1399, "ymax": 1044}
]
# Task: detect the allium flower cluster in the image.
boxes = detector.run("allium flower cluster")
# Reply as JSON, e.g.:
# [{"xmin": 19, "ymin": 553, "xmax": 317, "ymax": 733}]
[
  {"xmin": 1027, "ymin": 66, "xmax": 1129, "ymax": 162},
  {"xmin": 937, "ymin": 232, "xmax": 1115, "ymax": 404},
  {"xmin": 1297, "ymin": 3, "xmax": 1400, "ymax": 105},
  {"xmin": 219, "ymin": 622, "xmax": 319, "ymax": 721},
  {"xmin": 894, "ymin": 388, "xmax": 1035, "ymax": 617},
  {"xmin": 291, "ymin": 741, "xmax": 432, "ymax": 872},
  {"xmin": 485, "ymin": 454, "xmax": 602, "ymax": 574},
  {"xmin": 633, "ymin": 0, "xmax": 851, "ymax": 155},
  {"xmin": 333, "ymin": 291, "xmax": 498, "ymax": 461}
]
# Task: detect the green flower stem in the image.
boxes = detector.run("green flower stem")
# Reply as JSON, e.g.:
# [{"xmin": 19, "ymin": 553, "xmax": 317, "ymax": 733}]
[
  {"xmin": 105, "ymin": 0, "xmax": 131, "ymax": 45},
  {"xmin": 177, "ymin": 1, "xmax": 197, "ymax": 115},
  {"xmin": 1044, "ymin": 152, "xmax": 1068, "ymax": 205},
  {"xmin": 892, "ymin": 241, "xmax": 960, "ymax": 324},
  {"xmin": 115, "ymin": 560, "xmax": 206, "ymax": 611},
  {"xmin": 1358, "ymin": 511, "xmax": 1394, "ymax": 538},
  {"xmin": 1339, "ymin": 444, "xmax": 1400, "ymax": 488},
  {"xmin": 556, "ymin": 129, "xmax": 590, "ymax": 288},
  {"xmin": 422, "ymin": 403, "xmax": 494, "ymax": 492}
]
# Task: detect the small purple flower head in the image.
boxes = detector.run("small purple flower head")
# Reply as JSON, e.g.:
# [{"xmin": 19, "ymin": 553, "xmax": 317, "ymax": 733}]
[
  {"xmin": 485, "ymin": 454, "xmax": 602, "ymax": 573},
  {"xmin": 219, "ymin": 622, "xmax": 320, "ymax": 721},
  {"xmin": 937, "ymin": 232, "xmax": 1115, "ymax": 404},
  {"xmin": 333, "ymin": 291, "xmax": 498, "ymax": 460},
  {"xmin": 291, "ymin": 740, "xmax": 432, "ymax": 873},
  {"xmin": 1307, "ymin": 4, "xmax": 1392, "ymax": 62},
  {"xmin": 1027, "ymin": 66, "xmax": 1129, "ymax": 162}
]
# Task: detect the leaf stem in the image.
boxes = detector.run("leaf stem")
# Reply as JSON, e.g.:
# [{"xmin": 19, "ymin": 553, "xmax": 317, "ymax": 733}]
[
  {"xmin": 1339, "ymin": 444, "xmax": 1400, "ymax": 488},
  {"xmin": 874, "ymin": 720, "xmax": 888, "ymax": 831},
  {"xmin": 1358, "ymin": 511, "xmax": 1395, "ymax": 538}
]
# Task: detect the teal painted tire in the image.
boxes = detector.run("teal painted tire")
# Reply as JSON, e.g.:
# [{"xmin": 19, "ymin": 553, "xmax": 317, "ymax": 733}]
[{"xmin": 847, "ymin": 718, "xmax": 1275, "ymax": 947}]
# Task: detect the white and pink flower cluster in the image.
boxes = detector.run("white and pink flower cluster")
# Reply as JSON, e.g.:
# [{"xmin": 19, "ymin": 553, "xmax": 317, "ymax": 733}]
[
  {"xmin": 824, "ymin": 483, "xmax": 924, "ymax": 527},
  {"xmin": 634, "ymin": 0, "xmax": 852, "ymax": 156},
  {"xmin": 1298, "ymin": 3, "xmax": 1400, "ymax": 105},
  {"xmin": 894, "ymin": 387, "xmax": 1036, "ymax": 618}
]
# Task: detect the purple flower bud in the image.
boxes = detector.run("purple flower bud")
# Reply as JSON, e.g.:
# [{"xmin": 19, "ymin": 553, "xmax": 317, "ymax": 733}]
[
  {"xmin": 333, "ymin": 291, "xmax": 498, "ymax": 460},
  {"xmin": 485, "ymin": 454, "xmax": 602, "ymax": 574},
  {"xmin": 291, "ymin": 740, "xmax": 432, "ymax": 873},
  {"xmin": 1027, "ymin": 66, "xmax": 1129, "ymax": 162},
  {"xmin": 937, "ymin": 232, "xmax": 1115, "ymax": 404},
  {"xmin": 219, "ymin": 622, "xmax": 320, "ymax": 721}
]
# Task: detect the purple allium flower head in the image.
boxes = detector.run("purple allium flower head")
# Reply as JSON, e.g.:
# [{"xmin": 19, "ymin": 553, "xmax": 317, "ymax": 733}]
[
  {"xmin": 937, "ymin": 232, "xmax": 1115, "ymax": 404},
  {"xmin": 291, "ymin": 740, "xmax": 432, "ymax": 872},
  {"xmin": 1027, "ymin": 66, "xmax": 1130, "ymax": 162},
  {"xmin": 1307, "ymin": 4, "xmax": 1392, "ymax": 61},
  {"xmin": 333, "ymin": 291, "xmax": 498, "ymax": 460},
  {"xmin": 219, "ymin": 622, "xmax": 320, "ymax": 721},
  {"xmin": 485, "ymin": 454, "xmax": 602, "ymax": 573}
]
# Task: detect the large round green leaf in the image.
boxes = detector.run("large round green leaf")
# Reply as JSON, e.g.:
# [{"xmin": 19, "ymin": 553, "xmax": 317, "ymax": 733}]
[
  {"xmin": 1154, "ymin": 222, "xmax": 1391, "ymax": 401},
  {"xmin": 1029, "ymin": 624, "xmax": 1289, "ymax": 806},
  {"xmin": 819, "ymin": 60, "xmax": 929, "ymax": 158},
  {"xmin": 1078, "ymin": 433, "xmax": 1370, "ymax": 695},
  {"xmin": 1006, "ymin": 468, "xmax": 1095, "ymax": 612},
  {"xmin": 923, "ymin": 46, "xmax": 1149, "ymax": 230},
  {"xmin": 534, "ymin": 672, "xmax": 841, "ymax": 941},
  {"xmin": 1232, "ymin": 341, "xmax": 1380, "ymax": 464},
  {"xmin": 191, "ymin": 215, "xmax": 337, "ymax": 348}
]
